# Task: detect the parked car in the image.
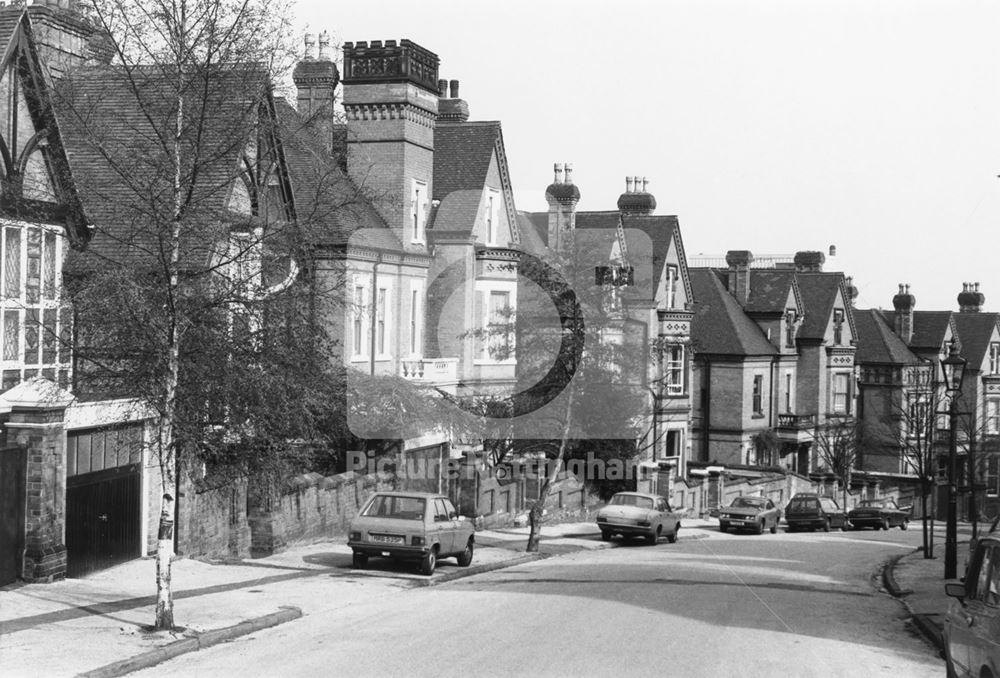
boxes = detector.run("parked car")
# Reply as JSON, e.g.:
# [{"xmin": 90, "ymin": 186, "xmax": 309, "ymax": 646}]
[
  {"xmin": 718, "ymin": 496, "xmax": 782, "ymax": 534},
  {"xmin": 784, "ymin": 493, "xmax": 849, "ymax": 532},
  {"xmin": 847, "ymin": 498, "xmax": 910, "ymax": 531},
  {"xmin": 596, "ymin": 492, "xmax": 681, "ymax": 544},
  {"xmin": 944, "ymin": 531, "xmax": 1000, "ymax": 677},
  {"xmin": 348, "ymin": 492, "xmax": 474, "ymax": 575}
]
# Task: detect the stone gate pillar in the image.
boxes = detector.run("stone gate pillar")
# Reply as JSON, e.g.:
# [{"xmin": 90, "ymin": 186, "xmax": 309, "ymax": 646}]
[{"xmin": 0, "ymin": 378, "xmax": 74, "ymax": 582}]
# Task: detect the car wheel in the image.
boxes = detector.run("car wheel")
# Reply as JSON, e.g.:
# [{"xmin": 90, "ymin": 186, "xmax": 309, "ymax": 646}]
[
  {"xmin": 719, "ymin": 522, "xmax": 729, "ymax": 533},
  {"xmin": 600, "ymin": 530, "xmax": 612, "ymax": 541},
  {"xmin": 456, "ymin": 539, "xmax": 474, "ymax": 567},
  {"xmin": 882, "ymin": 518, "xmax": 890, "ymax": 531},
  {"xmin": 647, "ymin": 525, "xmax": 661, "ymax": 545},
  {"xmin": 901, "ymin": 519, "xmax": 909, "ymax": 531},
  {"xmin": 756, "ymin": 520, "xmax": 765, "ymax": 535},
  {"xmin": 352, "ymin": 552, "xmax": 368, "ymax": 569},
  {"xmin": 823, "ymin": 519, "xmax": 831, "ymax": 533},
  {"xmin": 840, "ymin": 521, "xmax": 849, "ymax": 532},
  {"xmin": 667, "ymin": 524, "xmax": 679, "ymax": 544},
  {"xmin": 419, "ymin": 548, "xmax": 438, "ymax": 576},
  {"xmin": 770, "ymin": 520, "xmax": 777, "ymax": 534}
]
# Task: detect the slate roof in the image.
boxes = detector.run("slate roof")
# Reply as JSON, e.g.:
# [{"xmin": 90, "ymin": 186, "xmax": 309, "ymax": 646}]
[
  {"xmin": 274, "ymin": 99, "xmax": 396, "ymax": 250},
  {"xmin": 952, "ymin": 312, "xmax": 1000, "ymax": 371},
  {"xmin": 431, "ymin": 121, "xmax": 500, "ymax": 233},
  {"xmin": 54, "ymin": 63, "xmax": 269, "ymax": 265},
  {"xmin": 743, "ymin": 269, "xmax": 800, "ymax": 315},
  {"xmin": 689, "ymin": 268, "xmax": 776, "ymax": 356},
  {"xmin": 796, "ymin": 272, "xmax": 850, "ymax": 340},
  {"xmin": 908, "ymin": 311, "xmax": 954, "ymax": 352},
  {"xmin": 853, "ymin": 309, "xmax": 920, "ymax": 365}
]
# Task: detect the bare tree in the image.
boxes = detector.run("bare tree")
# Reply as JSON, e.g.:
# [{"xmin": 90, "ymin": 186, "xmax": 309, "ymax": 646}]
[
  {"xmin": 813, "ymin": 417, "xmax": 869, "ymax": 509},
  {"xmin": 50, "ymin": 0, "xmax": 337, "ymax": 630}
]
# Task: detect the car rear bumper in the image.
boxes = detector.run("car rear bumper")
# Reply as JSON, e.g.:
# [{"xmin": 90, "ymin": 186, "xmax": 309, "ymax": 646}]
[
  {"xmin": 597, "ymin": 519, "xmax": 653, "ymax": 535},
  {"xmin": 786, "ymin": 517, "xmax": 828, "ymax": 528},
  {"xmin": 349, "ymin": 542, "xmax": 430, "ymax": 559}
]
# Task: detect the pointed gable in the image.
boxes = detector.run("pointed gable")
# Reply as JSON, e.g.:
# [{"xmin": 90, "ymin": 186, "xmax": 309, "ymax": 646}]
[
  {"xmin": 431, "ymin": 121, "xmax": 518, "ymax": 245},
  {"xmin": 796, "ymin": 272, "xmax": 852, "ymax": 341},
  {"xmin": 952, "ymin": 313, "xmax": 1000, "ymax": 372},
  {"xmin": 744, "ymin": 269, "xmax": 801, "ymax": 315},
  {"xmin": 854, "ymin": 309, "xmax": 920, "ymax": 365}
]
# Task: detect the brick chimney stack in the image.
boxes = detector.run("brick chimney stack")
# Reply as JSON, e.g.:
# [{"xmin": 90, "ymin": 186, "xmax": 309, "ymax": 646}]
[
  {"xmin": 893, "ymin": 283, "xmax": 916, "ymax": 343},
  {"xmin": 725, "ymin": 250, "xmax": 754, "ymax": 305},
  {"xmin": 793, "ymin": 251, "xmax": 825, "ymax": 272},
  {"xmin": 958, "ymin": 282, "xmax": 985, "ymax": 313},
  {"xmin": 546, "ymin": 162, "xmax": 580, "ymax": 251},
  {"xmin": 437, "ymin": 77, "xmax": 469, "ymax": 122},
  {"xmin": 616, "ymin": 175, "xmax": 656, "ymax": 216}
]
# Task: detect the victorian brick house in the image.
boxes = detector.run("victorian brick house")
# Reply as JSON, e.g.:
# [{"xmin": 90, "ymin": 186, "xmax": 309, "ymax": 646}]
[
  {"xmin": 688, "ymin": 251, "xmax": 858, "ymax": 476},
  {"xmin": 518, "ymin": 173, "xmax": 695, "ymax": 496}
]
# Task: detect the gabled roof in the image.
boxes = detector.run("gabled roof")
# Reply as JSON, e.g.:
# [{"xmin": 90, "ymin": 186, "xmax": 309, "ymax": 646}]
[
  {"xmin": 0, "ymin": 8, "xmax": 22, "ymax": 64},
  {"xmin": 431, "ymin": 121, "xmax": 518, "ymax": 241},
  {"xmin": 853, "ymin": 309, "xmax": 920, "ymax": 365},
  {"xmin": 952, "ymin": 312, "xmax": 1000, "ymax": 371},
  {"xmin": 690, "ymin": 268, "xmax": 776, "ymax": 356},
  {"xmin": 744, "ymin": 269, "xmax": 801, "ymax": 315},
  {"xmin": 796, "ymin": 272, "xmax": 851, "ymax": 340},
  {"xmin": 908, "ymin": 311, "xmax": 954, "ymax": 352},
  {"xmin": 274, "ymin": 99, "xmax": 397, "ymax": 250},
  {"xmin": 54, "ymin": 63, "xmax": 271, "ymax": 265}
]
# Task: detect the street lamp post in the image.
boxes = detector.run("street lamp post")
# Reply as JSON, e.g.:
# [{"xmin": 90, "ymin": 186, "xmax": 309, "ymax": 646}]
[{"xmin": 941, "ymin": 339, "xmax": 967, "ymax": 580}]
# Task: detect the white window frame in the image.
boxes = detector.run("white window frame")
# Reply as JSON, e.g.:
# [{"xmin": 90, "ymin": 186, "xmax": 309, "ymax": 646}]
[
  {"xmin": 665, "ymin": 265, "xmax": 678, "ymax": 309},
  {"xmin": 991, "ymin": 342, "xmax": 1000, "ymax": 375},
  {"xmin": 375, "ymin": 282, "xmax": 393, "ymax": 360},
  {"xmin": 832, "ymin": 372, "xmax": 851, "ymax": 414},
  {"xmin": 351, "ymin": 280, "xmax": 369, "ymax": 360},
  {"xmin": 987, "ymin": 398, "xmax": 1000, "ymax": 435},
  {"xmin": 408, "ymin": 279, "xmax": 423, "ymax": 358},
  {"xmin": 785, "ymin": 372, "xmax": 793, "ymax": 413},
  {"xmin": 485, "ymin": 188, "xmax": 500, "ymax": 246},
  {"xmin": 475, "ymin": 280, "xmax": 517, "ymax": 365},
  {"xmin": 664, "ymin": 344, "xmax": 685, "ymax": 395},
  {"xmin": 410, "ymin": 179, "xmax": 428, "ymax": 244}
]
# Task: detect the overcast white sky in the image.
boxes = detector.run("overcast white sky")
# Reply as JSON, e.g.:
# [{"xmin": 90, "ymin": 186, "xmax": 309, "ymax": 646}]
[{"xmin": 295, "ymin": 0, "xmax": 1000, "ymax": 312}]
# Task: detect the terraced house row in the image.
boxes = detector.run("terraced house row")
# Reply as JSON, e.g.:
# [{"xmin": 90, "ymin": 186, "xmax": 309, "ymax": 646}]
[{"xmin": 0, "ymin": 1, "xmax": 992, "ymax": 586}]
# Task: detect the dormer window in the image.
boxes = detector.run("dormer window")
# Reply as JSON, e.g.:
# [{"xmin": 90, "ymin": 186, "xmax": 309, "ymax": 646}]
[{"xmin": 833, "ymin": 308, "xmax": 844, "ymax": 345}]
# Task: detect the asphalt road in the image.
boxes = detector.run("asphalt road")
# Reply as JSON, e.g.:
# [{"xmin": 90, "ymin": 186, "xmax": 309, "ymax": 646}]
[{"xmin": 134, "ymin": 525, "xmax": 943, "ymax": 678}]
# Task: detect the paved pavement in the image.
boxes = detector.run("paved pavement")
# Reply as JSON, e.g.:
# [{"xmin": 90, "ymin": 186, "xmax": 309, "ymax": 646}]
[
  {"xmin": 2, "ymin": 518, "xmax": 719, "ymax": 677},
  {"xmin": 883, "ymin": 521, "xmax": 980, "ymax": 657},
  {"xmin": 3, "ymin": 514, "xmax": 950, "ymax": 677}
]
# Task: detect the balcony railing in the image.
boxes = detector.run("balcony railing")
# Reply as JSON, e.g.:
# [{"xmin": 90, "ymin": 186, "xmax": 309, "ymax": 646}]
[
  {"xmin": 776, "ymin": 413, "xmax": 816, "ymax": 430},
  {"xmin": 400, "ymin": 357, "xmax": 459, "ymax": 385}
]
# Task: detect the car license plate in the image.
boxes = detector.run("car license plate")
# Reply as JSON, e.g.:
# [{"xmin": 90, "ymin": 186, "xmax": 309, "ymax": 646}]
[
  {"xmin": 372, "ymin": 534, "xmax": 404, "ymax": 544},
  {"xmin": 381, "ymin": 551, "xmax": 391, "ymax": 557}
]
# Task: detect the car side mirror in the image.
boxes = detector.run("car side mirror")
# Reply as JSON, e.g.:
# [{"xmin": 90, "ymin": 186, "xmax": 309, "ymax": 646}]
[
  {"xmin": 449, "ymin": 512, "xmax": 458, "ymax": 520},
  {"xmin": 457, "ymin": 515, "xmax": 466, "ymax": 522},
  {"xmin": 945, "ymin": 582, "xmax": 967, "ymax": 605}
]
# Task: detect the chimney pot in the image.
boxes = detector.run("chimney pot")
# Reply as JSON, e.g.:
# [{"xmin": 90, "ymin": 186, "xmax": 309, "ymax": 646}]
[
  {"xmin": 976, "ymin": 282, "xmax": 981, "ymax": 292},
  {"xmin": 318, "ymin": 31, "xmax": 331, "ymax": 61},
  {"xmin": 449, "ymin": 79, "xmax": 459, "ymax": 98},
  {"xmin": 438, "ymin": 79, "xmax": 448, "ymax": 97},
  {"xmin": 304, "ymin": 33, "xmax": 317, "ymax": 61},
  {"xmin": 626, "ymin": 176, "xmax": 634, "ymax": 193},
  {"xmin": 553, "ymin": 163, "xmax": 564, "ymax": 184},
  {"xmin": 642, "ymin": 176, "xmax": 649, "ymax": 192},
  {"xmin": 564, "ymin": 163, "xmax": 574, "ymax": 185}
]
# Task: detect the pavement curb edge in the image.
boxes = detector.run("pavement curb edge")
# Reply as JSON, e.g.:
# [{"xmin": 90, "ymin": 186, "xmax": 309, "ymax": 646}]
[
  {"xmin": 418, "ymin": 553, "xmax": 547, "ymax": 586},
  {"xmin": 75, "ymin": 606, "xmax": 303, "ymax": 678},
  {"xmin": 881, "ymin": 548, "xmax": 945, "ymax": 655}
]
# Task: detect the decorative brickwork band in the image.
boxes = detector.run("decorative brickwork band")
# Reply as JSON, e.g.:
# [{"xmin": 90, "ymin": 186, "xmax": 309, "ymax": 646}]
[{"xmin": 343, "ymin": 102, "xmax": 437, "ymax": 127}]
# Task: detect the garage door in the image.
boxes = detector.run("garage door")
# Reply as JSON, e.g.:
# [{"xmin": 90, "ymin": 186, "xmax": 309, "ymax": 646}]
[{"xmin": 65, "ymin": 425, "xmax": 144, "ymax": 578}]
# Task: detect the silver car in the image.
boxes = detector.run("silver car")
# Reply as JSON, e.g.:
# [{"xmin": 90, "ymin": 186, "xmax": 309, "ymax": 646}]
[{"xmin": 596, "ymin": 492, "xmax": 681, "ymax": 545}]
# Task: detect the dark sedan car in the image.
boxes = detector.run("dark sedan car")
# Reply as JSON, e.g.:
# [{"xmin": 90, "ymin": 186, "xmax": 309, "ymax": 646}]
[
  {"xmin": 718, "ymin": 496, "xmax": 782, "ymax": 534},
  {"xmin": 847, "ymin": 498, "xmax": 910, "ymax": 531}
]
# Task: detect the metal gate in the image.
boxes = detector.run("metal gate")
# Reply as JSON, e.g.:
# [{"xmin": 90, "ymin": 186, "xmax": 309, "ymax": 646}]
[
  {"xmin": 65, "ymin": 464, "xmax": 141, "ymax": 578},
  {"xmin": 0, "ymin": 446, "xmax": 26, "ymax": 586}
]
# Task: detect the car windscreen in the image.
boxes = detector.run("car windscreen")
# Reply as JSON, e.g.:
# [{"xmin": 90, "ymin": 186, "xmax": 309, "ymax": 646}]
[
  {"xmin": 361, "ymin": 495, "xmax": 426, "ymax": 520},
  {"xmin": 787, "ymin": 498, "xmax": 819, "ymax": 511},
  {"xmin": 609, "ymin": 495, "xmax": 654, "ymax": 510},
  {"xmin": 732, "ymin": 497, "xmax": 765, "ymax": 508}
]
